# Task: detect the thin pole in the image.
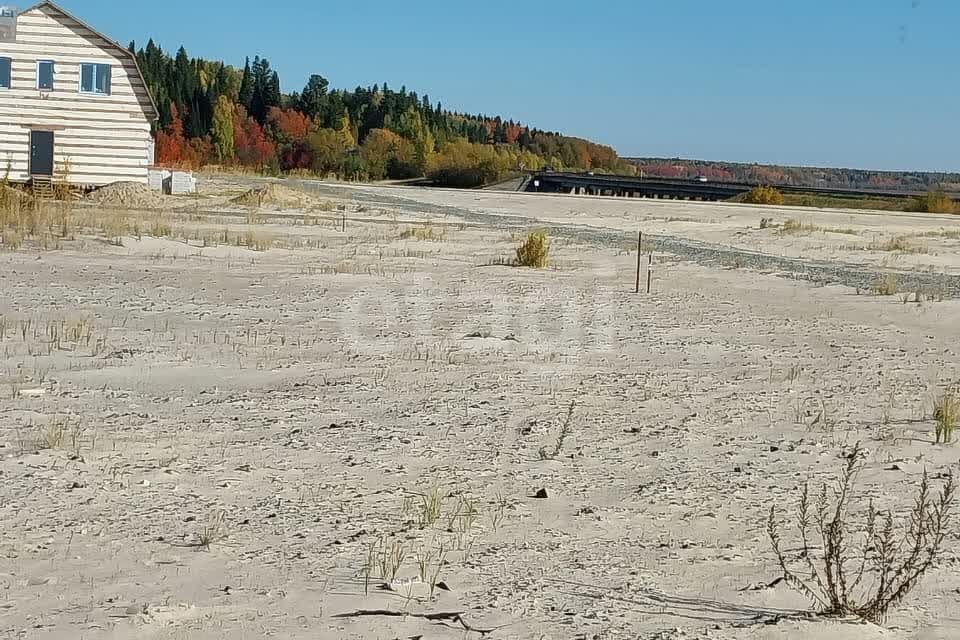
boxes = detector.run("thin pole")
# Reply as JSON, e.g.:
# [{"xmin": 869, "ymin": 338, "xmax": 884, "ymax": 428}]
[
  {"xmin": 646, "ymin": 254, "xmax": 653, "ymax": 294},
  {"xmin": 342, "ymin": 214, "xmax": 346, "ymax": 233},
  {"xmin": 635, "ymin": 231, "xmax": 643, "ymax": 294}
]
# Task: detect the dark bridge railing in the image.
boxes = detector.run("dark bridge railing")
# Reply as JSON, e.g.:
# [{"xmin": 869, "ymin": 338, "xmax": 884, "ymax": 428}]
[
  {"xmin": 526, "ymin": 171, "xmax": 960, "ymax": 203},
  {"xmin": 527, "ymin": 172, "xmax": 749, "ymax": 201}
]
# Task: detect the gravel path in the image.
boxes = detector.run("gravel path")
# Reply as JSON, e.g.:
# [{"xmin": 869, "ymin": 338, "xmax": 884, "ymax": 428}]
[{"xmin": 289, "ymin": 179, "xmax": 960, "ymax": 299}]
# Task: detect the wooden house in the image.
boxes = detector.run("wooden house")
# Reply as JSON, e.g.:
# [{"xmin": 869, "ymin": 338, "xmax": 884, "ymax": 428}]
[{"xmin": 0, "ymin": 1, "xmax": 157, "ymax": 188}]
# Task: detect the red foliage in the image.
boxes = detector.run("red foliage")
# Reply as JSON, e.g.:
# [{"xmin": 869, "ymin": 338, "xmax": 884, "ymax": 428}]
[
  {"xmin": 267, "ymin": 107, "xmax": 312, "ymax": 143},
  {"xmin": 184, "ymin": 137, "xmax": 213, "ymax": 168},
  {"xmin": 234, "ymin": 106, "xmax": 277, "ymax": 168},
  {"xmin": 156, "ymin": 103, "xmax": 188, "ymax": 166},
  {"xmin": 280, "ymin": 140, "xmax": 314, "ymax": 171},
  {"xmin": 505, "ymin": 124, "xmax": 524, "ymax": 145}
]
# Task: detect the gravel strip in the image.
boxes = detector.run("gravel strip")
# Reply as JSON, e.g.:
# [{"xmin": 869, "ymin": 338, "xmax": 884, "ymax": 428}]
[{"xmin": 291, "ymin": 179, "xmax": 960, "ymax": 298}]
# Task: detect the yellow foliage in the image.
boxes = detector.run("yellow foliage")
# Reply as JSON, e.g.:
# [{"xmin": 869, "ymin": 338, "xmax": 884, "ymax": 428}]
[
  {"xmin": 516, "ymin": 230, "xmax": 550, "ymax": 268},
  {"xmin": 741, "ymin": 185, "xmax": 785, "ymax": 205},
  {"xmin": 908, "ymin": 191, "xmax": 957, "ymax": 214}
]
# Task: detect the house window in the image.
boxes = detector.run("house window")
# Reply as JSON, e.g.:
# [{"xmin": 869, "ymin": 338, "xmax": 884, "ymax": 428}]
[
  {"xmin": 37, "ymin": 60, "xmax": 54, "ymax": 90},
  {"xmin": 0, "ymin": 57, "xmax": 10, "ymax": 89},
  {"xmin": 80, "ymin": 62, "xmax": 111, "ymax": 96}
]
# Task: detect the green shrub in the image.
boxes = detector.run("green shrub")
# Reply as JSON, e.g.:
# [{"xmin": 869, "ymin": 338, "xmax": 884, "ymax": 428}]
[
  {"xmin": 516, "ymin": 231, "xmax": 550, "ymax": 268},
  {"xmin": 742, "ymin": 185, "xmax": 785, "ymax": 206}
]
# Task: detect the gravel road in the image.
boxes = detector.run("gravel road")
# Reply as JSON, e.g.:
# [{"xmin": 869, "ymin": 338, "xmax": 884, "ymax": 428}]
[{"xmin": 286, "ymin": 179, "xmax": 960, "ymax": 299}]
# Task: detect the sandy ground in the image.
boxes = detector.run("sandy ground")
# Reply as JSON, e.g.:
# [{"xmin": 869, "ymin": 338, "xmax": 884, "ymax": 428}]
[{"xmin": 2, "ymin": 179, "xmax": 960, "ymax": 640}]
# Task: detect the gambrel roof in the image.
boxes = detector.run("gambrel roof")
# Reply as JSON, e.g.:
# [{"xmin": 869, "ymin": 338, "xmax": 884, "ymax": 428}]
[{"xmin": 20, "ymin": 1, "xmax": 158, "ymax": 120}]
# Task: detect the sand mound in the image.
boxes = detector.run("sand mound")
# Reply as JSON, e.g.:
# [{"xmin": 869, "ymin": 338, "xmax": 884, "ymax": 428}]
[
  {"xmin": 232, "ymin": 183, "xmax": 315, "ymax": 209},
  {"xmin": 85, "ymin": 182, "xmax": 165, "ymax": 208}
]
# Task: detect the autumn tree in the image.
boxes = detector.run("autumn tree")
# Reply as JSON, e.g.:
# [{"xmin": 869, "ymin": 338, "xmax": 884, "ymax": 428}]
[
  {"xmin": 361, "ymin": 129, "xmax": 418, "ymax": 180},
  {"xmin": 308, "ymin": 128, "xmax": 349, "ymax": 176},
  {"xmin": 156, "ymin": 102, "xmax": 188, "ymax": 166},
  {"xmin": 212, "ymin": 95, "xmax": 235, "ymax": 163},
  {"xmin": 233, "ymin": 106, "xmax": 276, "ymax": 169},
  {"xmin": 132, "ymin": 41, "xmax": 632, "ymax": 180}
]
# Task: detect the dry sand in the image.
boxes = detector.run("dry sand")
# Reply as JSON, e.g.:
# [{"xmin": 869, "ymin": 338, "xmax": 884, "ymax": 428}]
[{"xmin": 2, "ymin": 178, "xmax": 959, "ymax": 639}]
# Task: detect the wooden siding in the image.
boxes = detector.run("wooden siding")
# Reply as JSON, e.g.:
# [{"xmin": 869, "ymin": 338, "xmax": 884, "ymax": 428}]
[{"xmin": 0, "ymin": 4, "xmax": 155, "ymax": 186}]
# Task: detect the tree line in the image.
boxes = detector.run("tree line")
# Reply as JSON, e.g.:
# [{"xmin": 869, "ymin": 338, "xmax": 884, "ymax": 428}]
[
  {"xmin": 131, "ymin": 41, "xmax": 632, "ymax": 187},
  {"xmin": 628, "ymin": 157, "xmax": 960, "ymax": 193}
]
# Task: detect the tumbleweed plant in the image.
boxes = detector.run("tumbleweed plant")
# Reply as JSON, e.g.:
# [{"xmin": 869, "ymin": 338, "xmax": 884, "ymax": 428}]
[{"xmin": 767, "ymin": 443, "xmax": 956, "ymax": 623}]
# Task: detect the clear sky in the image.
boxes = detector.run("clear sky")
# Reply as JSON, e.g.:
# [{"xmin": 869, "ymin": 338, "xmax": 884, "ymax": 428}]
[{"xmin": 52, "ymin": 0, "xmax": 960, "ymax": 172}]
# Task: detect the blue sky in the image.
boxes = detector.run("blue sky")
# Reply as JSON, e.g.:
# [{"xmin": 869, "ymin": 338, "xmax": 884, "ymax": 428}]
[{"xmin": 54, "ymin": 0, "xmax": 960, "ymax": 172}]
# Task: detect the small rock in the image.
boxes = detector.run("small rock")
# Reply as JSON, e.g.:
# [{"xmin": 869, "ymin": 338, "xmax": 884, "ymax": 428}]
[{"xmin": 533, "ymin": 488, "xmax": 548, "ymax": 499}]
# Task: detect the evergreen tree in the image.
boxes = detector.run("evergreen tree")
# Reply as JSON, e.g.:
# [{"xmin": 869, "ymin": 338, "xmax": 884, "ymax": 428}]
[
  {"xmin": 266, "ymin": 71, "xmax": 282, "ymax": 112},
  {"xmin": 238, "ymin": 57, "xmax": 254, "ymax": 108},
  {"xmin": 299, "ymin": 74, "xmax": 329, "ymax": 120}
]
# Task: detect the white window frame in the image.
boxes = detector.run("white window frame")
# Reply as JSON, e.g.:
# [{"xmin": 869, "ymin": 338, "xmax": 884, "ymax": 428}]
[
  {"xmin": 36, "ymin": 59, "xmax": 54, "ymax": 91},
  {"xmin": 78, "ymin": 61, "xmax": 112, "ymax": 97},
  {"xmin": 0, "ymin": 56, "xmax": 11, "ymax": 90}
]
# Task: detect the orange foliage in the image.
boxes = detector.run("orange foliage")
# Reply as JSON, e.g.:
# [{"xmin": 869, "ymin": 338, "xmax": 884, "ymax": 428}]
[
  {"xmin": 266, "ymin": 107, "xmax": 312, "ymax": 142},
  {"xmin": 155, "ymin": 103, "xmax": 188, "ymax": 166}
]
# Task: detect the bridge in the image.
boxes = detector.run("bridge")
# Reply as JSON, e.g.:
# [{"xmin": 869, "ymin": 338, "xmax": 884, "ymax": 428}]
[
  {"xmin": 525, "ymin": 171, "xmax": 959, "ymax": 203},
  {"xmin": 526, "ymin": 172, "xmax": 746, "ymax": 201}
]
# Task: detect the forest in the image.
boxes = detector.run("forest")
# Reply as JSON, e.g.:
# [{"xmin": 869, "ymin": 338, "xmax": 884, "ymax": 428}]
[
  {"xmin": 628, "ymin": 158, "xmax": 960, "ymax": 193},
  {"xmin": 133, "ymin": 41, "xmax": 632, "ymax": 187}
]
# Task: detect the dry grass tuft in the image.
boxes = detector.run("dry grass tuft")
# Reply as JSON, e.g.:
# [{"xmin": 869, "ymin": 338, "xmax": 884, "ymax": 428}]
[
  {"xmin": 781, "ymin": 219, "xmax": 817, "ymax": 234},
  {"xmin": 867, "ymin": 236, "xmax": 927, "ymax": 254},
  {"xmin": 539, "ymin": 400, "xmax": 577, "ymax": 460},
  {"xmin": 933, "ymin": 391, "xmax": 957, "ymax": 444},
  {"xmin": 873, "ymin": 274, "xmax": 899, "ymax": 296},
  {"xmin": 399, "ymin": 225, "xmax": 446, "ymax": 242},
  {"xmin": 197, "ymin": 510, "xmax": 229, "ymax": 549}
]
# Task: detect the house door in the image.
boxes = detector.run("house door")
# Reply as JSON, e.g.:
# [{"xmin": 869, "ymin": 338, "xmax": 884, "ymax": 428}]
[{"xmin": 30, "ymin": 130, "xmax": 54, "ymax": 176}]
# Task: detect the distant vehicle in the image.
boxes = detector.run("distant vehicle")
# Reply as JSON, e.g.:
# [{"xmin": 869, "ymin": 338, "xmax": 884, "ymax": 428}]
[
  {"xmin": 695, "ymin": 176, "xmax": 709, "ymax": 183},
  {"xmin": 587, "ymin": 171, "xmax": 595, "ymax": 176}
]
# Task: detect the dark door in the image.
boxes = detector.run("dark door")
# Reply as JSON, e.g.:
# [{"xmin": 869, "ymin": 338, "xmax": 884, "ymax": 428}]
[{"xmin": 30, "ymin": 130, "xmax": 54, "ymax": 176}]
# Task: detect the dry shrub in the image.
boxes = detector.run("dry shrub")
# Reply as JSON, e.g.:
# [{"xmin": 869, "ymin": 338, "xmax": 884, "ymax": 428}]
[
  {"xmin": 768, "ymin": 443, "xmax": 956, "ymax": 623},
  {"xmin": 742, "ymin": 185, "xmax": 785, "ymax": 206},
  {"xmin": 908, "ymin": 191, "xmax": 957, "ymax": 215},
  {"xmin": 516, "ymin": 230, "xmax": 550, "ymax": 268},
  {"xmin": 933, "ymin": 391, "xmax": 957, "ymax": 444},
  {"xmin": 873, "ymin": 274, "xmax": 899, "ymax": 296}
]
